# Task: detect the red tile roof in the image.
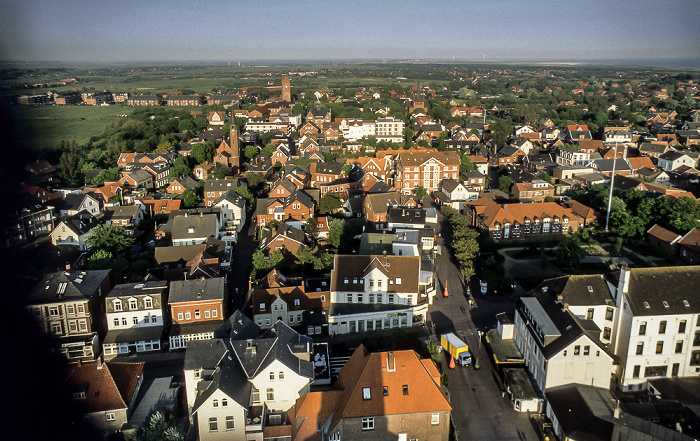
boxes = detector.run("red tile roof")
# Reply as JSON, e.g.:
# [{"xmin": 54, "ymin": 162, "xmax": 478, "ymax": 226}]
[
  {"xmin": 647, "ymin": 224, "xmax": 682, "ymax": 244},
  {"xmin": 64, "ymin": 361, "xmax": 144, "ymax": 414},
  {"xmin": 327, "ymin": 345, "xmax": 450, "ymax": 432},
  {"xmin": 467, "ymin": 198, "xmax": 577, "ymax": 227},
  {"xmin": 290, "ymin": 390, "xmax": 343, "ymax": 441}
]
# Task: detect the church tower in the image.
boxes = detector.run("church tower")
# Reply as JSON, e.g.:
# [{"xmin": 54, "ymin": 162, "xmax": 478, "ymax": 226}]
[{"xmin": 281, "ymin": 74, "xmax": 291, "ymax": 102}]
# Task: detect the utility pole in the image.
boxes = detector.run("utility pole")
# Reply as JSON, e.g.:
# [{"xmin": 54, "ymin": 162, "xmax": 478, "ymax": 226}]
[{"xmin": 604, "ymin": 142, "xmax": 618, "ymax": 231}]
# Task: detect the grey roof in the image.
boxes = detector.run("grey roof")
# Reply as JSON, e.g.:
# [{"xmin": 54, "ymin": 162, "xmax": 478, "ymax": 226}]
[
  {"xmin": 58, "ymin": 211, "xmax": 99, "ymax": 235},
  {"xmin": 169, "ymin": 277, "xmax": 225, "ymax": 304},
  {"xmin": 387, "ymin": 207, "xmax": 426, "ymax": 225},
  {"xmin": 606, "ymin": 266, "xmax": 700, "ymax": 316},
  {"xmin": 127, "ymin": 169, "xmax": 153, "ymax": 183},
  {"xmin": 230, "ymin": 320, "xmax": 313, "ymax": 380},
  {"xmin": 438, "ymin": 178, "xmax": 461, "ymax": 193},
  {"xmin": 535, "ymin": 275, "xmax": 613, "ymax": 307},
  {"xmin": 27, "ymin": 270, "xmax": 111, "ymax": 304},
  {"xmin": 107, "ymin": 280, "xmax": 168, "ymax": 298},
  {"xmin": 660, "ymin": 150, "xmax": 695, "ymax": 161},
  {"xmin": 171, "ymin": 213, "xmax": 218, "ymax": 241},
  {"xmin": 61, "ymin": 193, "xmax": 100, "ymax": 211},
  {"xmin": 212, "ymin": 190, "xmax": 245, "ymax": 208},
  {"xmin": 183, "ymin": 338, "xmax": 228, "ymax": 371},
  {"xmin": 124, "ymin": 377, "xmax": 179, "ymax": 431},
  {"xmin": 104, "ymin": 204, "xmax": 141, "ymax": 220},
  {"xmin": 270, "ymin": 178, "xmax": 297, "ymax": 195},
  {"xmin": 260, "ymin": 222, "xmax": 306, "ymax": 249},
  {"xmin": 216, "ymin": 310, "xmax": 260, "ymax": 341},
  {"xmin": 315, "ymin": 162, "xmax": 343, "ymax": 175},
  {"xmin": 639, "ymin": 142, "xmax": 668, "ymax": 154},
  {"xmin": 546, "ymin": 384, "xmax": 694, "ymax": 441},
  {"xmin": 497, "ymin": 145, "xmax": 522, "ymax": 157},
  {"xmin": 192, "ymin": 355, "xmax": 252, "ymax": 413},
  {"xmin": 103, "ymin": 325, "xmax": 163, "ymax": 345},
  {"xmin": 593, "ymin": 159, "xmax": 632, "ymax": 173},
  {"xmin": 171, "ymin": 175, "xmax": 197, "ymax": 189},
  {"xmin": 204, "ymin": 179, "xmax": 241, "ymax": 193},
  {"xmin": 367, "ymin": 182, "xmax": 394, "ymax": 193}
]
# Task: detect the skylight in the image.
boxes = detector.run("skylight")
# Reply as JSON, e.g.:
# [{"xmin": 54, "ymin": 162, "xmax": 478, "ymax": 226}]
[
  {"xmin": 663, "ymin": 301, "xmax": 669, "ymax": 308},
  {"xmin": 683, "ymin": 300, "xmax": 690, "ymax": 307},
  {"xmin": 643, "ymin": 302, "xmax": 650, "ymax": 309}
]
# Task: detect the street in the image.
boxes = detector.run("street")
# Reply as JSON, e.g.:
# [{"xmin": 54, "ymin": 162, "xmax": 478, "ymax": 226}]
[
  {"xmin": 227, "ymin": 210, "xmax": 257, "ymax": 315},
  {"xmin": 429, "ymin": 208, "xmax": 539, "ymax": 441}
]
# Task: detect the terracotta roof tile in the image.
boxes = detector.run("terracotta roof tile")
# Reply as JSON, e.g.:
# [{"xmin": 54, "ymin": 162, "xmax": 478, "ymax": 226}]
[{"xmin": 64, "ymin": 361, "xmax": 143, "ymax": 414}]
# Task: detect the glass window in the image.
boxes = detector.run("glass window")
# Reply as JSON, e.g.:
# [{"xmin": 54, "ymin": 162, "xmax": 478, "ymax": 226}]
[
  {"xmin": 251, "ymin": 387, "xmax": 260, "ymax": 403},
  {"xmin": 267, "ymin": 388, "xmax": 274, "ymax": 401},
  {"xmin": 226, "ymin": 416, "xmax": 234, "ymax": 430},
  {"xmin": 209, "ymin": 417, "xmax": 218, "ymax": 432},
  {"xmin": 679, "ymin": 320, "xmax": 687, "ymax": 334},
  {"xmin": 144, "ymin": 298, "xmax": 152, "ymax": 309},
  {"xmin": 656, "ymin": 341, "xmax": 664, "ymax": 354},
  {"xmin": 431, "ymin": 413, "xmax": 440, "ymax": 425},
  {"xmin": 636, "ymin": 342, "xmax": 644, "ymax": 355},
  {"xmin": 363, "ymin": 387, "xmax": 371, "ymax": 400},
  {"xmin": 676, "ymin": 341, "xmax": 683, "ymax": 353},
  {"xmin": 222, "ymin": 399, "xmax": 227, "ymax": 407},
  {"xmin": 659, "ymin": 321, "xmax": 667, "ymax": 334},
  {"xmin": 362, "ymin": 418, "xmax": 374, "ymax": 430},
  {"xmin": 639, "ymin": 322, "xmax": 647, "ymax": 335}
]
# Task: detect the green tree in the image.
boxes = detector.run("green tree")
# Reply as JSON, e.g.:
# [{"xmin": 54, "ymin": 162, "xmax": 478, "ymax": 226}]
[
  {"xmin": 246, "ymin": 172, "xmax": 265, "ymax": 189},
  {"xmin": 91, "ymin": 167, "xmax": 121, "ymax": 186},
  {"xmin": 233, "ymin": 186, "xmax": 254, "ymax": 208},
  {"xmin": 460, "ymin": 154, "xmax": 475, "ymax": 172},
  {"xmin": 134, "ymin": 412, "xmax": 184, "ymax": 441},
  {"xmin": 190, "ymin": 141, "xmax": 216, "ymax": 164},
  {"xmin": 210, "ymin": 165, "xmax": 232, "ymax": 179},
  {"xmin": 169, "ymin": 157, "xmax": 192, "ymax": 180},
  {"xmin": 86, "ymin": 224, "xmax": 134, "ymax": 254},
  {"xmin": 261, "ymin": 131, "xmax": 277, "ymax": 145},
  {"xmin": 555, "ymin": 236, "xmax": 588, "ymax": 267},
  {"xmin": 415, "ymin": 186, "xmax": 428, "ymax": 199},
  {"xmin": 86, "ymin": 249, "xmax": 115, "ymax": 270},
  {"xmin": 181, "ymin": 187, "xmax": 201, "ymax": 208},
  {"xmin": 244, "ymin": 145, "xmax": 259, "ymax": 159},
  {"xmin": 538, "ymin": 172, "xmax": 552, "ymax": 183},
  {"xmin": 317, "ymin": 193, "xmax": 343, "ymax": 215},
  {"xmin": 260, "ymin": 143, "xmax": 276, "ymax": 157},
  {"xmin": 328, "ymin": 218, "xmax": 352, "ymax": 250},
  {"xmin": 498, "ymin": 176, "xmax": 513, "ymax": 193},
  {"xmin": 305, "ymin": 218, "xmax": 319, "ymax": 240},
  {"xmin": 490, "ymin": 118, "xmax": 513, "ymax": 147}
]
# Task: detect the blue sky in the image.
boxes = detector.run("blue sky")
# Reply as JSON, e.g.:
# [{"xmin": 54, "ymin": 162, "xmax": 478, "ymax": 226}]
[{"xmin": 1, "ymin": 0, "xmax": 699, "ymax": 65}]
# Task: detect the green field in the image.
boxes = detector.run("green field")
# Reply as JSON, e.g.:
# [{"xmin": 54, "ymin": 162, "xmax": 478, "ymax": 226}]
[{"xmin": 10, "ymin": 105, "xmax": 136, "ymax": 154}]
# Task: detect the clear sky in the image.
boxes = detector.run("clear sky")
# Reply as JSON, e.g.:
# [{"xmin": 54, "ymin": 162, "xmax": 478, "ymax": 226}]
[{"xmin": 1, "ymin": 0, "xmax": 699, "ymax": 65}]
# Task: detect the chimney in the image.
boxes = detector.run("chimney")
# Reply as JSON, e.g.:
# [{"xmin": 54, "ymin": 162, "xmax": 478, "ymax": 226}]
[
  {"xmin": 65, "ymin": 263, "xmax": 71, "ymax": 270},
  {"xmin": 557, "ymin": 294, "xmax": 563, "ymax": 301},
  {"xmin": 563, "ymin": 303, "xmax": 569, "ymax": 310},
  {"xmin": 96, "ymin": 356, "xmax": 104, "ymax": 370},
  {"xmin": 621, "ymin": 266, "xmax": 631, "ymax": 294}
]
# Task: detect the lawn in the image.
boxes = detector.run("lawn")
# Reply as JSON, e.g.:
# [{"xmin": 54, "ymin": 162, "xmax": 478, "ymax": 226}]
[{"xmin": 10, "ymin": 105, "xmax": 136, "ymax": 153}]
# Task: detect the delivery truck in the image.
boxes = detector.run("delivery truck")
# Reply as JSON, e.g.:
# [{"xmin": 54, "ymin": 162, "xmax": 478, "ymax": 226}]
[{"xmin": 441, "ymin": 333, "xmax": 472, "ymax": 366}]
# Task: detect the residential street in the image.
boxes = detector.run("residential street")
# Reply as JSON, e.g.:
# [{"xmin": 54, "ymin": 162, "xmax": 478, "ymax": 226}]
[
  {"xmin": 227, "ymin": 210, "xmax": 256, "ymax": 315},
  {"xmin": 429, "ymin": 210, "xmax": 539, "ymax": 441}
]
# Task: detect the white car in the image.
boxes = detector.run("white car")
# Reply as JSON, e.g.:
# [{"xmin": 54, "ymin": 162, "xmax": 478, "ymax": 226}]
[{"xmin": 480, "ymin": 280, "xmax": 488, "ymax": 295}]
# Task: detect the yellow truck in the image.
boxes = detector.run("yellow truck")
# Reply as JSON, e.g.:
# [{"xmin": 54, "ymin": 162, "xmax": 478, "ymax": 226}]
[{"xmin": 441, "ymin": 333, "xmax": 472, "ymax": 366}]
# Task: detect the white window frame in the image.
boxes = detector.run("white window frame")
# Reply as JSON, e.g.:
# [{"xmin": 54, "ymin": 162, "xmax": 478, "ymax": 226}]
[{"xmin": 362, "ymin": 417, "xmax": 374, "ymax": 430}]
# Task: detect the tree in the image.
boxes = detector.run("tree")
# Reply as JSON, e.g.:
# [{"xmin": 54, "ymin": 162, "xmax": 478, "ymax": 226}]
[
  {"xmin": 91, "ymin": 167, "xmax": 121, "ymax": 186},
  {"xmin": 304, "ymin": 218, "xmax": 319, "ymax": 240},
  {"xmin": 490, "ymin": 118, "xmax": 513, "ymax": 147},
  {"xmin": 181, "ymin": 188, "xmax": 201, "ymax": 208},
  {"xmin": 538, "ymin": 172, "xmax": 552, "ymax": 184},
  {"xmin": 210, "ymin": 165, "xmax": 232, "ymax": 179},
  {"xmin": 498, "ymin": 176, "xmax": 513, "ymax": 193},
  {"xmin": 328, "ymin": 218, "xmax": 352, "ymax": 250},
  {"xmin": 261, "ymin": 131, "xmax": 277, "ymax": 145},
  {"xmin": 134, "ymin": 412, "xmax": 184, "ymax": 441},
  {"xmin": 341, "ymin": 163, "xmax": 353, "ymax": 177},
  {"xmin": 460, "ymin": 154, "xmax": 475, "ymax": 172},
  {"xmin": 317, "ymin": 193, "xmax": 343, "ymax": 215},
  {"xmin": 86, "ymin": 224, "xmax": 134, "ymax": 254},
  {"xmin": 233, "ymin": 186, "xmax": 254, "ymax": 208},
  {"xmin": 246, "ymin": 172, "xmax": 265, "ymax": 189},
  {"xmin": 190, "ymin": 141, "xmax": 216, "ymax": 164},
  {"xmin": 555, "ymin": 235, "xmax": 588, "ymax": 267},
  {"xmin": 415, "ymin": 186, "xmax": 428, "ymax": 199},
  {"xmin": 87, "ymin": 249, "xmax": 115, "ymax": 270},
  {"xmin": 244, "ymin": 145, "xmax": 259, "ymax": 159},
  {"xmin": 260, "ymin": 143, "xmax": 276, "ymax": 157},
  {"xmin": 169, "ymin": 157, "xmax": 192, "ymax": 180}
]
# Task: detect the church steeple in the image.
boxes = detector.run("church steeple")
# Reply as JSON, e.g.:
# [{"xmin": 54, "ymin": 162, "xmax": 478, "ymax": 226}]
[{"xmin": 229, "ymin": 111, "xmax": 240, "ymax": 172}]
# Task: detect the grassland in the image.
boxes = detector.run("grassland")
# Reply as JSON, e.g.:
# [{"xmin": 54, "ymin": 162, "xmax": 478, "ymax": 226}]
[{"xmin": 9, "ymin": 106, "xmax": 136, "ymax": 154}]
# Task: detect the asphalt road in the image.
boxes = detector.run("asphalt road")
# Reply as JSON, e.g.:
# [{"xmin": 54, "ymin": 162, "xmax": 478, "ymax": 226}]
[
  {"xmin": 227, "ymin": 210, "xmax": 256, "ymax": 315},
  {"xmin": 429, "ymin": 208, "xmax": 539, "ymax": 441}
]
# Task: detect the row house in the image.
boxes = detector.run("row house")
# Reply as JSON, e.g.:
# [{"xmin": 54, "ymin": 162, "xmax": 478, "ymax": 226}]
[
  {"xmin": 127, "ymin": 95, "xmax": 164, "ymax": 106},
  {"xmin": 310, "ymin": 162, "xmax": 344, "ymax": 186},
  {"xmin": 85, "ymin": 91, "xmax": 113, "ymax": 106},
  {"xmin": 328, "ymin": 254, "xmax": 435, "ymax": 335},
  {"xmin": 589, "ymin": 158, "xmax": 633, "ymax": 177},
  {"xmin": 204, "ymin": 178, "xmax": 243, "ymax": 206},
  {"xmin": 305, "ymin": 346, "xmax": 451, "ymax": 441},
  {"xmin": 395, "ymin": 150, "xmax": 460, "ymax": 194},
  {"xmin": 27, "ymin": 270, "xmax": 111, "ymax": 360},
  {"xmin": 103, "ymin": 204, "xmax": 145, "ymax": 229},
  {"xmin": 168, "ymin": 277, "xmax": 225, "ymax": 350},
  {"xmin": 255, "ymin": 191, "xmax": 315, "ymax": 229},
  {"xmin": 352, "ymin": 157, "xmax": 393, "ymax": 186},
  {"xmin": 491, "ymin": 145, "xmax": 525, "ymax": 166},
  {"xmin": 251, "ymin": 285, "xmax": 325, "ymax": 332},
  {"xmin": 638, "ymin": 142, "xmax": 670, "ymax": 159},
  {"xmin": 464, "ymin": 198, "xmax": 579, "ymax": 241},
  {"xmin": 363, "ymin": 191, "xmax": 405, "ymax": 230},
  {"xmin": 212, "ymin": 190, "xmax": 246, "ymax": 236},
  {"xmin": 118, "ymin": 169, "xmax": 154, "ymax": 190},
  {"xmin": 512, "ymin": 180, "xmax": 555, "ymax": 202},
  {"xmin": 50, "ymin": 211, "xmax": 99, "ymax": 250},
  {"xmin": 244, "ymin": 118, "xmax": 291, "ymax": 135},
  {"xmin": 318, "ymin": 178, "xmax": 361, "ymax": 199},
  {"xmin": 117, "ymin": 152, "xmax": 177, "ymax": 168},
  {"xmin": 259, "ymin": 222, "xmax": 307, "ymax": 257},
  {"xmin": 103, "ymin": 281, "xmax": 168, "ymax": 357},
  {"xmin": 166, "ymin": 95, "xmax": 202, "ymax": 106},
  {"xmin": 556, "ymin": 148, "xmax": 591, "ymax": 166}
]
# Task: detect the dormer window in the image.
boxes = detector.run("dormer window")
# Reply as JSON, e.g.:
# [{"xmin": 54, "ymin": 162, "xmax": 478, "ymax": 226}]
[
  {"xmin": 128, "ymin": 298, "xmax": 138, "ymax": 310},
  {"xmin": 113, "ymin": 300, "xmax": 123, "ymax": 312},
  {"xmin": 260, "ymin": 303, "xmax": 266, "ymax": 311},
  {"xmin": 188, "ymin": 227, "xmax": 194, "ymax": 234},
  {"xmin": 144, "ymin": 297, "xmax": 153, "ymax": 309}
]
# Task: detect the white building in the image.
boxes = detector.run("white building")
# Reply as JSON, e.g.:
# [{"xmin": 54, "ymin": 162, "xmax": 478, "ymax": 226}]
[
  {"xmin": 556, "ymin": 148, "xmax": 592, "ymax": 167},
  {"xmin": 102, "ymin": 281, "xmax": 168, "ymax": 357},
  {"xmin": 339, "ymin": 119, "xmax": 376, "ymax": 142},
  {"xmin": 376, "ymin": 116, "xmax": 405, "ymax": 143},
  {"xmin": 328, "ymin": 255, "xmax": 435, "ymax": 335},
  {"xmin": 513, "ymin": 285, "xmax": 614, "ymax": 393},
  {"xmin": 608, "ymin": 266, "xmax": 700, "ymax": 391}
]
